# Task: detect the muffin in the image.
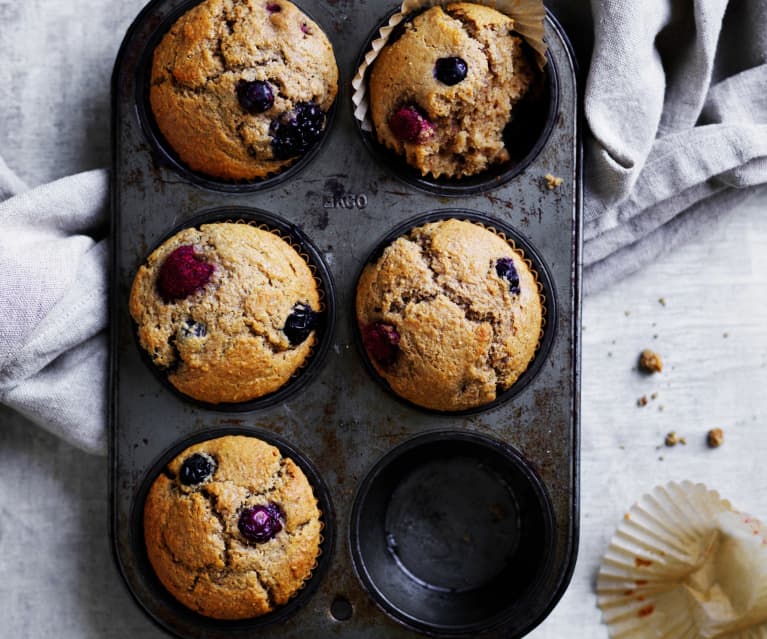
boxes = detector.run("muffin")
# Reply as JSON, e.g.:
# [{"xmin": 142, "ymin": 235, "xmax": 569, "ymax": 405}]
[
  {"xmin": 143, "ymin": 435, "xmax": 322, "ymax": 620},
  {"xmin": 368, "ymin": 3, "xmax": 535, "ymax": 179},
  {"xmin": 129, "ymin": 222, "xmax": 321, "ymax": 404},
  {"xmin": 149, "ymin": 0, "xmax": 338, "ymax": 181},
  {"xmin": 356, "ymin": 218, "xmax": 542, "ymax": 411}
]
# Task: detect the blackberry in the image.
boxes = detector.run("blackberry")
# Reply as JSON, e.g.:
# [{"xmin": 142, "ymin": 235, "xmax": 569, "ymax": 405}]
[
  {"xmin": 238, "ymin": 503, "xmax": 283, "ymax": 543},
  {"xmin": 179, "ymin": 453, "xmax": 216, "ymax": 485},
  {"xmin": 284, "ymin": 303, "xmax": 317, "ymax": 345},
  {"xmin": 236, "ymin": 79, "xmax": 274, "ymax": 114},
  {"xmin": 270, "ymin": 101, "xmax": 326, "ymax": 159},
  {"xmin": 434, "ymin": 57, "xmax": 468, "ymax": 85}
]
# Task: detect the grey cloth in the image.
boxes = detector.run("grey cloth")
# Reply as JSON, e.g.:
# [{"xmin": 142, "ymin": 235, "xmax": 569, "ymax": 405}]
[
  {"xmin": 1, "ymin": 0, "xmax": 766, "ymax": 453},
  {"xmin": 583, "ymin": 0, "xmax": 767, "ymax": 292},
  {"xmin": 0, "ymin": 162, "xmax": 109, "ymax": 454}
]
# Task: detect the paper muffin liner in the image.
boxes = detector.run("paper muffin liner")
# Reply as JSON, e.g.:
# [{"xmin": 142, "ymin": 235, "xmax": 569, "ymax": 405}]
[
  {"xmin": 597, "ymin": 481, "xmax": 767, "ymax": 639},
  {"xmin": 352, "ymin": 0, "xmax": 547, "ymax": 133}
]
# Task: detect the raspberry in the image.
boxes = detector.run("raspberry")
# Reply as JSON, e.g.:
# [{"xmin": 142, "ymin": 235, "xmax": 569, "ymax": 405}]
[
  {"xmin": 157, "ymin": 245, "xmax": 214, "ymax": 302},
  {"xmin": 388, "ymin": 105, "xmax": 435, "ymax": 144},
  {"xmin": 362, "ymin": 322, "xmax": 400, "ymax": 367}
]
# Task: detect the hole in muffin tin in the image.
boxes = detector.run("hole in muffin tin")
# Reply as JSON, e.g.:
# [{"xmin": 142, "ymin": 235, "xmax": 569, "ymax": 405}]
[
  {"xmin": 353, "ymin": 210, "xmax": 557, "ymax": 416},
  {"xmin": 134, "ymin": 0, "xmax": 337, "ymax": 193},
  {"xmin": 130, "ymin": 207, "xmax": 336, "ymax": 411},
  {"xmin": 129, "ymin": 427, "xmax": 335, "ymax": 634},
  {"xmin": 350, "ymin": 431, "xmax": 555, "ymax": 637},
  {"xmin": 353, "ymin": 8, "xmax": 559, "ymax": 196}
]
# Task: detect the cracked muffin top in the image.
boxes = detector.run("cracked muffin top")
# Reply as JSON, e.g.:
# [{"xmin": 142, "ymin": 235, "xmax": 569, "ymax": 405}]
[
  {"xmin": 149, "ymin": 0, "xmax": 338, "ymax": 181},
  {"xmin": 368, "ymin": 2, "xmax": 535, "ymax": 179},
  {"xmin": 143, "ymin": 435, "xmax": 322, "ymax": 620},
  {"xmin": 129, "ymin": 222, "xmax": 321, "ymax": 404},
  {"xmin": 356, "ymin": 219, "xmax": 542, "ymax": 411}
]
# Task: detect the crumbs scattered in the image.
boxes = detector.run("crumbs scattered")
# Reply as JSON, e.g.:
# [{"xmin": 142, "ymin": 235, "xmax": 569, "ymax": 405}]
[
  {"xmin": 658, "ymin": 298, "xmax": 666, "ymax": 306},
  {"xmin": 651, "ymin": 392, "xmax": 658, "ymax": 400},
  {"xmin": 544, "ymin": 173, "xmax": 563, "ymax": 189},
  {"xmin": 639, "ymin": 349, "xmax": 663, "ymax": 374},
  {"xmin": 723, "ymin": 332, "xmax": 729, "ymax": 338},
  {"xmin": 707, "ymin": 428, "xmax": 724, "ymax": 448},
  {"xmin": 637, "ymin": 395, "xmax": 649, "ymax": 407}
]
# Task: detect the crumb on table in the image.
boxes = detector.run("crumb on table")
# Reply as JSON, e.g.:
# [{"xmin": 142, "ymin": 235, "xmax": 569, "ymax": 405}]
[
  {"xmin": 639, "ymin": 349, "xmax": 663, "ymax": 373},
  {"xmin": 637, "ymin": 395, "xmax": 648, "ymax": 407},
  {"xmin": 665, "ymin": 432, "xmax": 679, "ymax": 447},
  {"xmin": 544, "ymin": 173, "xmax": 563, "ymax": 189},
  {"xmin": 707, "ymin": 428, "xmax": 724, "ymax": 448}
]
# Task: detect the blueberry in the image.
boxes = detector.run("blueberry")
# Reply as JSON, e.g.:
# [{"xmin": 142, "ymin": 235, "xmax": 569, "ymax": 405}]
[
  {"xmin": 179, "ymin": 453, "xmax": 216, "ymax": 485},
  {"xmin": 434, "ymin": 57, "xmax": 468, "ymax": 86},
  {"xmin": 236, "ymin": 80, "xmax": 274, "ymax": 114},
  {"xmin": 362, "ymin": 322, "xmax": 400, "ymax": 367},
  {"xmin": 495, "ymin": 258, "xmax": 520, "ymax": 295},
  {"xmin": 157, "ymin": 245, "xmax": 215, "ymax": 302},
  {"xmin": 181, "ymin": 318, "xmax": 207, "ymax": 338},
  {"xmin": 270, "ymin": 101, "xmax": 326, "ymax": 159},
  {"xmin": 266, "ymin": 2, "xmax": 281, "ymax": 12},
  {"xmin": 238, "ymin": 503, "xmax": 283, "ymax": 543},
  {"xmin": 388, "ymin": 105, "xmax": 435, "ymax": 144},
  {"xmin": 284, "ymin": 303, "xmax": 317, "ymax": 345}
]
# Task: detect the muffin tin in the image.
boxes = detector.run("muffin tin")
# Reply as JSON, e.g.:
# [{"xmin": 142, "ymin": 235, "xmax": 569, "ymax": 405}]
[{"xmin": 110, "ymin": 0, "xmax": 582, "ymax": 637}]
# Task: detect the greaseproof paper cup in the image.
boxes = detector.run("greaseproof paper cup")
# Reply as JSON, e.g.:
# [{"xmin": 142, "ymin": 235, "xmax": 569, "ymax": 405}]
[{"xmin": 598, "ymin": 481, "xmax": 767, "ymax": 639}]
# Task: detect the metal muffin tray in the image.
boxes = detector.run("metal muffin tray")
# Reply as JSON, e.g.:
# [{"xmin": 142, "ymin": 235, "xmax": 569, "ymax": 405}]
[{"xmin": 109, "ymin": 0, "xmax": 582, "ymax": 637}]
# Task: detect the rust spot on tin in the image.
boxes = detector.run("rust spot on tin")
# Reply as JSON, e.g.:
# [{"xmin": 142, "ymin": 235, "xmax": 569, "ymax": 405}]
[
  {"xmin": 219, "ymin": 418, "xmax": 244, "ymax": 425},
  {"xmin": 635, "ymin": 557, "xmax": 652, "ymax": 568},
  {"xmin": 637, "ymin": 604, "xmax": 655, "ymax": 618}
]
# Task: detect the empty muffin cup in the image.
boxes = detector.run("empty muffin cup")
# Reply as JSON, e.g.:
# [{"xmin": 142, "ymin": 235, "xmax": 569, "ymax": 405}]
[
  {"xmin": 135, "ymin": 0, "xmax": 338, "ymax": 192},
  {"xmin": 129, "ymin": 207, "xmax": 336, "ymax": 410},
  {"xmin": 131, "ymin": 428, "xmax": 335, "ymax": 631},
  {"xmin": 350, "ymin": 431, "xmax": 555, "ymax": 636},
  {"xmin": 354, "ymin": 210, "xmax": 556, "ymax": 414},
  {"xmin": 352, "ymin": 2, "xmax": 558, "ymax": 195}
]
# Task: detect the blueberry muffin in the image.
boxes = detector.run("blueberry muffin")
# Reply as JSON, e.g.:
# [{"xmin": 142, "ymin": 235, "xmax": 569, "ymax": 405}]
[
  {"xmin": 150, "ymin": 0, "xmax": 338, "ymax": 180},
  {"xmin": 129, "ymin": 222, "xmax": 321, "ymax": 404},
  {"xmin": 356, "ymin": 219, "xmax": 542, "ymax": 411},
  {"xmin": 143, "ymin": 435, "xmax": 322, "ymax": 619},
  {"xmin": 368, "ymin": 3, "xmax": 535, "ymax": 179}
]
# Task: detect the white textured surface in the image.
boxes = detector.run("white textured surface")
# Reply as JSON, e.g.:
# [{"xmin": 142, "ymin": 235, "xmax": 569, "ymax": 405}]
[{"xmin": 1, "ymin": 0, "xmax": 767, "ymax": 636}]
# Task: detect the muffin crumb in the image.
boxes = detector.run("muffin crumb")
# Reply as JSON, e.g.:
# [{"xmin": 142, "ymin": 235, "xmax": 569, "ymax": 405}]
[
  {"xmin": 658, "ymin": 297, "xmax": 666, "ymax": 306},
  {"xmin": 637, "ymin": 395, "xmax": 648, "ymax": 407},
  {"xmin": 664, "ymin": 432, "xmax": 679, "ymax": 447},
  {"xmin": 544, "ymin": 173, "xmax": 563, "ymax": 189},
  {"xmin": 707, "ymin": 428, "xmax": 724, "ymax": 448},
  {"xmin": 639, "ymin": 349, "xmax": 663, "ymax": 373}
]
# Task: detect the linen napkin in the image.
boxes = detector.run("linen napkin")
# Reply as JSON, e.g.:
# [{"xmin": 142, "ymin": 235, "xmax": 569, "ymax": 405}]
[
  {"xmin": 582, "ymin": 0, "xmax": 767, "ymax": 292},
  {"xmin": 1, "ymin": 0, "xmax": 766, "ymax": 453},
  {"xmin": 0, "ymin": 159, "xmax": 109, "ymax": 454}
]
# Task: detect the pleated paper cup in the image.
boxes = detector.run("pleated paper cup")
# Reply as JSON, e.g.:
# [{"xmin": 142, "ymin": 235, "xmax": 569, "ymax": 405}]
[
  {"xmin": 351, "ymin": 0, "xmax": 546, "ymax": 133},
  {"xmin": 598, "ymin": 481, "xmax": 767, "ymax": 639}
]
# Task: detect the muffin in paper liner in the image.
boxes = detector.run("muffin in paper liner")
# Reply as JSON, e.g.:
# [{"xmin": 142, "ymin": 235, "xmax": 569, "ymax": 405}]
[
  {"xmin": 597, "ymin": 481, "xmax": 767, "ymax": 639},
  {"xmin": 351, "ymin": 0, "xmax": 546, "ymax": 132},
  {"xmin": 143, "ymin": 434, "xmax": 326, "ymax": 620},
  {"xmin": 355, "ymin": 216, "xmax": 546, "ymax": 412}
]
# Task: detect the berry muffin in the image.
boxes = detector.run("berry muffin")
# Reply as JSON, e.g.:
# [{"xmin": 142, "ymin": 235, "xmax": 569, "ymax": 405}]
[
  {"xmin": 356, "ymin": 218, "xmax": 542, "ymax": 411},
  {"xmin": 149, "ymin": 0, "xmax": 338, "ymax": 181},
  {"xmin": 368, "ymin": 3, "xmax": 535, "ymax": 179},
  {"xmin": 129, "ymin": 222, "xmax": 322, "ymax": 404},
  {"xmin": 143, "ymin": 435, "xmax": 323, "ymax": 619}
]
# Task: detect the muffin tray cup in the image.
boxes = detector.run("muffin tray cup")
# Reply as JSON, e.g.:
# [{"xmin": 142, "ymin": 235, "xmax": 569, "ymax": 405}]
[{"xmin": 110, "ymin": 0, "xmax": 582, "ymax": 637}]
